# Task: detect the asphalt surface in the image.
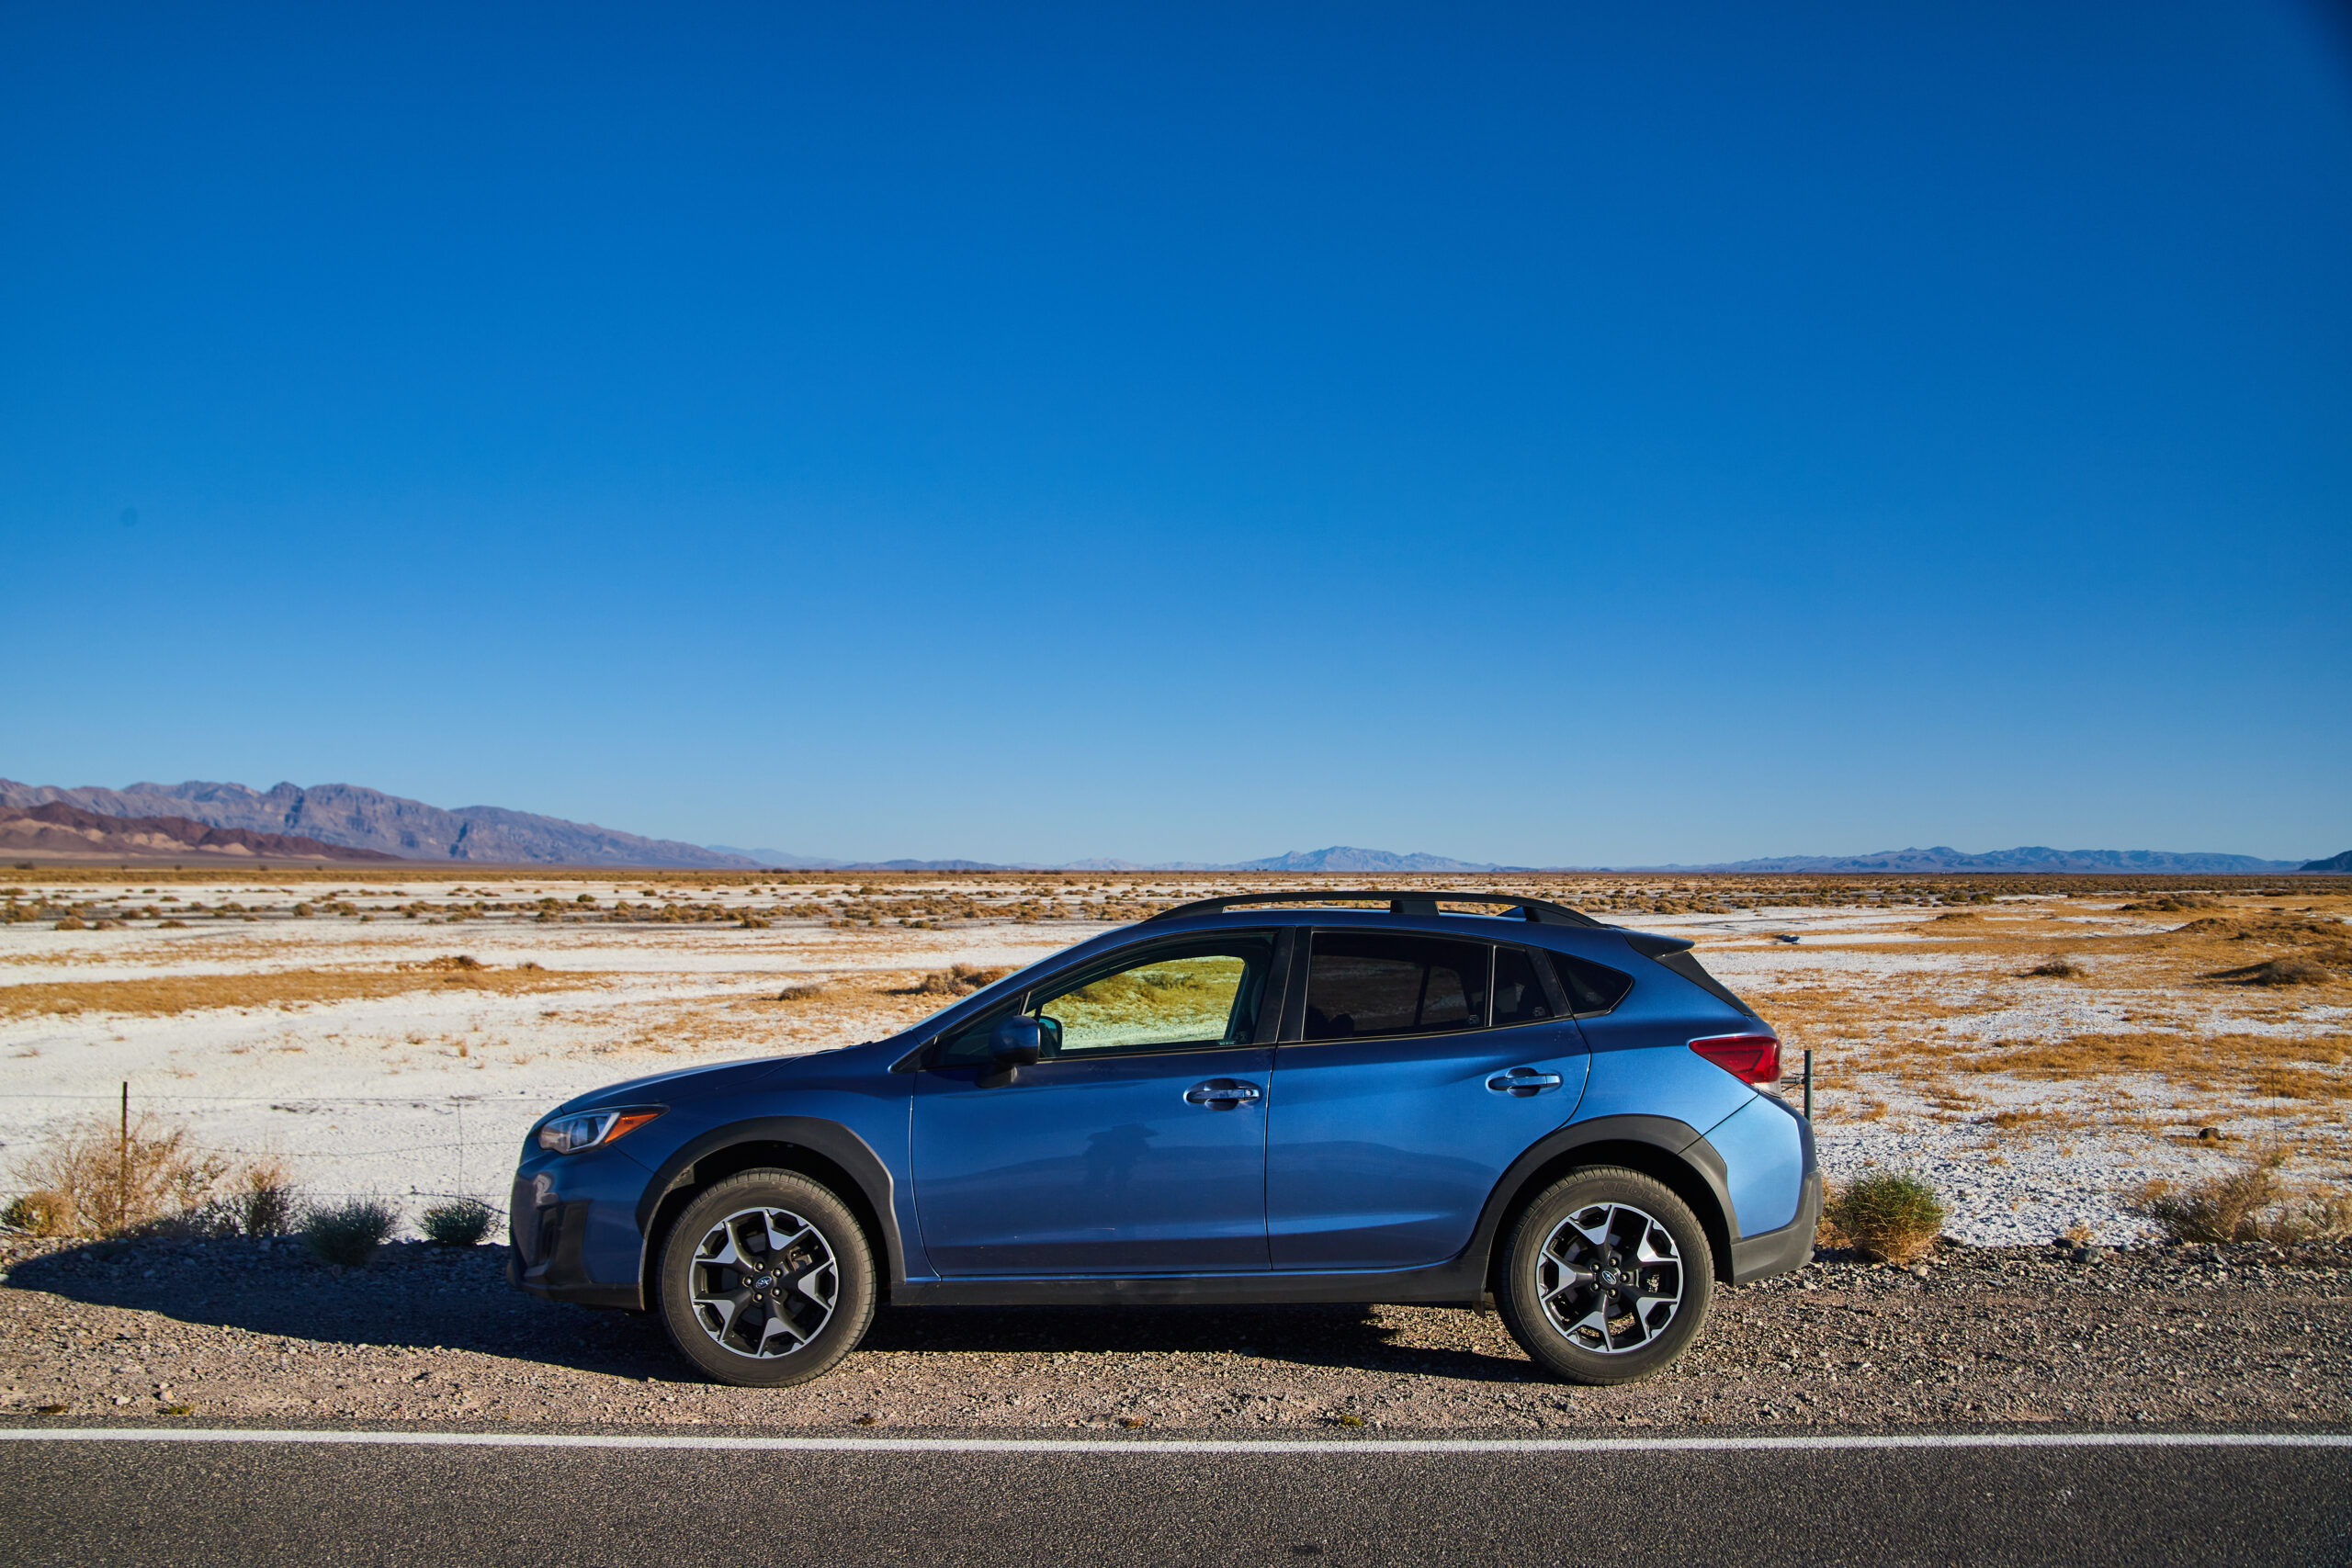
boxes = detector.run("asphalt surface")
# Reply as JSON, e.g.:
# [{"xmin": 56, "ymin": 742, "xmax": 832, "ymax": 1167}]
[{"xmin": 3, "ymin": 1431, "xmax": 2347, "ymax": 1566}]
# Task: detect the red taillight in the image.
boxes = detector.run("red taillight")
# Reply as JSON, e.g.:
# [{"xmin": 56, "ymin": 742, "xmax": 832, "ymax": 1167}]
[{"xmin": 1690, "ymin": 1032, "xmax": 1781, "ymax": 1085}]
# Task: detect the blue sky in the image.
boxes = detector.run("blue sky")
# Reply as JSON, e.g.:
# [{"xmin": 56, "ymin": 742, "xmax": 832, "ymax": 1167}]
[{"xmin": 5, "ymin": 2, "xmax": 2347, "ymax": 864}]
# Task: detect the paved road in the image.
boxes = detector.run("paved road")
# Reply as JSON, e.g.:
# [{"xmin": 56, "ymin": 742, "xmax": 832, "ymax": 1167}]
[{"xmin": 3, "ymin": 1430, "xmax": 2346, "ymax": 1566}]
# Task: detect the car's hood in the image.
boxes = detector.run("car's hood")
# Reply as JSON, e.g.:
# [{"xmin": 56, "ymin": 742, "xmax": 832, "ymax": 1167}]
[
  {"xmin": 545, "ymin": 1035, "xmax": 894, "ymax": 1119},
  {"xmin": 548, "ymin": 1055, "xmax": 794, "ymax": 1117}
]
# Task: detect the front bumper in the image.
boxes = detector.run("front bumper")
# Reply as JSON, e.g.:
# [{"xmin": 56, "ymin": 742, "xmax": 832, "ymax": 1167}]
[{"xmin": 506, "ymin": 1153, "xmax": 654, "ymax": 1311}]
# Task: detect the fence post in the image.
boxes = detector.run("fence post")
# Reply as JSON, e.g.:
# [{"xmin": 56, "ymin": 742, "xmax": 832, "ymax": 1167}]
[
  {"xmin": 1803, "ymin": 1049, "xmax": 1814, "ymax": 1121},
  {"xmin": 118, "ymin": 1081, "xmax": 129, "ymax": 1229}
]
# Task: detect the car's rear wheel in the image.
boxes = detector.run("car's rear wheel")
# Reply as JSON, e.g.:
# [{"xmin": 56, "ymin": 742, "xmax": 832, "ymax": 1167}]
[
  {"xmin": 1496, "ymin": 1166, "xmax": 1714, "ymax": 1385},
  {"xmin": 655, "ymin": 1170, "xmax": 876, "ymax": 1387}
]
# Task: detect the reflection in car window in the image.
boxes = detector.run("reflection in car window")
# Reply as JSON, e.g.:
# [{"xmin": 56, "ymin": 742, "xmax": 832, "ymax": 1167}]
[
  {"xmin": 1491, "ymin": 945, "xmax": 1553, "ymax": 1026},
  {"xmin": 1304, "ymin": 932, "xmax": 1490, "ymax": 1041},
  {"xmin": 1034, "ymin": 934, "xmax": 1275, "ymax": 1055}
]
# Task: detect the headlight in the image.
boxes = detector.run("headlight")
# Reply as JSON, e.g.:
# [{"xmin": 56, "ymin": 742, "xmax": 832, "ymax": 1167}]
[{"xmin": 537, "ymin": 1106, "xmax": 663, "ymax": 1154}]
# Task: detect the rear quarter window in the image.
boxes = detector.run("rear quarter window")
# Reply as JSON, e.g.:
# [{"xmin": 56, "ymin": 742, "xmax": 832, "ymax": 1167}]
[{"xmin": 1546, "ymin": 952, "xmax": 1634, "ymax": 1016}]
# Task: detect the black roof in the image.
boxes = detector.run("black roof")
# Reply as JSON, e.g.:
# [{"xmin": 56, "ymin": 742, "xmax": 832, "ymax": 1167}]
[{"xmin": 1145, "ymin": 889, "xmax": 1603, "ymax": 928}]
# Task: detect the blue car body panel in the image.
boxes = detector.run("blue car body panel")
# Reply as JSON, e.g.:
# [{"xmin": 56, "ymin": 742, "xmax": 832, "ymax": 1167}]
[
  {"xmin": 1264, "ymin": 1019, "xmax": 1589, "ymax": 1269},
  {"xmin": 912, "ymin": 1045, "xmax": 1273, "ymax": 1274},
  {"xmin": 1702, "ymin": 1094, "xmax": 1809, "ymax": 1236},
  {"xmin": 506, "ymin": 903, "xmax": 1820, "ymax": 1314}
]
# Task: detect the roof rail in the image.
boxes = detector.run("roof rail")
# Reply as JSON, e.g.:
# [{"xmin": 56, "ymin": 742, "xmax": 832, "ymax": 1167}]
[{"xmin": 1145, "ymin": 889, "xmax": 1604, "ymax": 928}]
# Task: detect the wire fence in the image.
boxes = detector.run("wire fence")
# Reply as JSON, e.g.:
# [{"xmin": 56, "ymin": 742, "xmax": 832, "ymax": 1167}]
[{"xmin": 0, "ymin": 1084, "xmax": 551, "ymax": 1210}]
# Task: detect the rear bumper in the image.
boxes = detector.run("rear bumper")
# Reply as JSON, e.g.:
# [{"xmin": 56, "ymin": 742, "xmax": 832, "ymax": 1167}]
[{"xmin": 1727, "ymin": 1165, "xmax": 1822, "ymax": 1286}]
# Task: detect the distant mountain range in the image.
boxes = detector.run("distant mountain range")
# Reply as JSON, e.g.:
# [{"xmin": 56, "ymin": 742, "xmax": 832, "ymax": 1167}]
[
  {"xmin": 1657, "ymin": 846, "xmax": 2315, "ymax": 875},
  {"xmin": 0, "ymin": 800, "xmax": 401, "ymax": 863},
  {"xmin": 711, "ymin": 841, "xmax": 2337, "ymax": 876},
  {"xmin": 4, "ymin": 778, "xmax": 2338, "ymax": 874},
  {"xmin": 707, "ymin": 844, "xmax": 1502, "ymax": 874},
  {"xmin": 0, "ymin": 779, "xmax": 755, "ymax": 868}
]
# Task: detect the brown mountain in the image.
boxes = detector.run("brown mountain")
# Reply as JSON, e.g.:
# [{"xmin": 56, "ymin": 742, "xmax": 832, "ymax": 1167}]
[
  {"xmin": 0, "ymin": 779, "xmax": 756, "ymax": 869},
  {"xmin": 0, "ymin": 801, "xmax": 404, "ymax": 863}
]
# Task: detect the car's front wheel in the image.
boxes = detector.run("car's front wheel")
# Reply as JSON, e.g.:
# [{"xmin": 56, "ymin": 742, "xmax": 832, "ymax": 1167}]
[
  {"xmin": 655, "ymin": 1170, "xmax": 876, "ymax": 1387},
  {"xmin": 1496, "ymin": 1166, "xmax": 1715, "ymax": 1385}
]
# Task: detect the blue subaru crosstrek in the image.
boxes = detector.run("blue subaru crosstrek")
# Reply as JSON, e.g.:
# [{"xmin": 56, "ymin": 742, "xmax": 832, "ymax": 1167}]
[{"xmin": 509, "ymin": 891, "xmax": 1820, "ymax": 1387}]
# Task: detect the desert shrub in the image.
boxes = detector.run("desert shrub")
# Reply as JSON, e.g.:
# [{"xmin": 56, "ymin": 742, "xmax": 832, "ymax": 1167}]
[
  {"xmin": 2240, "ymin": 958, "xmax": 2328, "ymax": 987},
  {"xmin": 12, "ymin": 1112, "xmax": 232, "ymax": 1236},
  {"xmin": 418, "ymin": 1197, "xmax": 496, "ymax": 1247},
  {"xmin": 775, "ymin": 982, "xmax": 832, "ymax": 1002},
  {"xmin": 2, "ymin": 1190, "xmax": 76, "ymax": 1237},
  {"xmin": 53, "ymin": 916, "xmax": 85, "ymax": 931},
  {"xmin": 229, "ymin": 1161, "xmax": 300, "ymax": 1235},
  {"xmin": 903, "ymin": 964, "xmax": 1014, "ymax": 998},
  {"xmin": 1826, "ymin": 1171, "xmax": 1945, "ymax": 1262},
  {"xmin": 303, "ymin": 1197, "xmax": 400, "ymax": 1266},
  {"xmin": 2136, "ymin": 1152, "xmax": 2284, "ymax": 1244},
  {"xmin": 2133, "ymin": 1147, "xmax": 2349, "ymax": 1244},
  {"xmin": 2024, "ymin": 955, "xmax": 2082, "ymax": 978}
]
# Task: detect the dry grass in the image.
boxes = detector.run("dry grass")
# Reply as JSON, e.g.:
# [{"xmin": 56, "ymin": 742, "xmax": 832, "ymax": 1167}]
[
  {"xmin": 2132, "ymin": 1148, "xmax": 2352, "ymax": 1244},
  {"xmin": 1951, "ymin": 1032, "xmax": 2352, "ymax": 1100},
  {"xmin": 899, "ymin": 964, "xmax": 1014, "ymax": 998},
  {"xmin": 0, "ymin": 962, "xmax": 590, "ymax": 1019},
  {"xmin": 7, "ymin": 1111, "xmax": 238, "ymax": 1236}
]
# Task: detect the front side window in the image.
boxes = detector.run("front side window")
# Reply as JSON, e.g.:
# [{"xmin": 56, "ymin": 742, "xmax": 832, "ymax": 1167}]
[
  {"xmin": 1033, "ymin": 932, "xmax": 1276, "ymax": 1056},
  {"xmin": 1303, "ymin": 931, "xmax": 1490, "ymax": 1041}
]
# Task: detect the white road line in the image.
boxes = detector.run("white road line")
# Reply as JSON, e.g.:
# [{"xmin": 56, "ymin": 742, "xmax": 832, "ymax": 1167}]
[{"xmin": 1, "ymin": 1428, "xmax": 2347, "ymax": 1455}]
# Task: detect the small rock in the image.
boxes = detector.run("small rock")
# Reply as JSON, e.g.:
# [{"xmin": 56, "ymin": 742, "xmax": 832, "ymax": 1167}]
[{"xmin": 2198, "ymin": 1128, "xmax": 2222, "ymax": 1142}]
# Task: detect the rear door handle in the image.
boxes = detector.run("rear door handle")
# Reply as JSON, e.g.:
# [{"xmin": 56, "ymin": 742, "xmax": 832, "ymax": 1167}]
[
  {"xmin": 1487, "ymin": 1067, "xmax": 1564, "ymax": 1096},
  {"xmin": 1184, "ymin": 1079, "xmax": 1262, "ymax": 1109}
]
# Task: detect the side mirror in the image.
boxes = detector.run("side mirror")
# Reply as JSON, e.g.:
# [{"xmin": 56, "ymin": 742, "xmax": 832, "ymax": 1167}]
[
  {"xmin": 980, "ymin": 1014, "xmax": 1047, "ymax": 1086},
  {"xmin": 989, "ymin": 1014, "xmax": 1044, "ymax": 1068}
]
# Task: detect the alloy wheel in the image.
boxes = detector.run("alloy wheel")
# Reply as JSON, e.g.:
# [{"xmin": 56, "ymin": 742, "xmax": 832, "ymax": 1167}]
[
  {"xmin": 1536, "ymin": 1201, "xmax": 1684, "ymax": 1354},
  {"xmin": 687, "ymin": 1205, "xmax": 839, "ymax": 1359}
]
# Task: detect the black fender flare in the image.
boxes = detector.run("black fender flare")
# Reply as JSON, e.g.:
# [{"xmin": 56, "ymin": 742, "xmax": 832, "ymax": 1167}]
[
  {"xmin": 1464, "ymin": 1113, "xmax": 1740, "ymax": 1286},
  {"xmin": 633, "ymin": 1117, "xmax": 907, "ymax": 1289}
]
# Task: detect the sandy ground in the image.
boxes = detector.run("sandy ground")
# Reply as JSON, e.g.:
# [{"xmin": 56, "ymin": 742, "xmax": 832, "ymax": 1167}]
[{"xmin": 2, "ymin": 873, "xmax": 2347, "ymax": 1247}]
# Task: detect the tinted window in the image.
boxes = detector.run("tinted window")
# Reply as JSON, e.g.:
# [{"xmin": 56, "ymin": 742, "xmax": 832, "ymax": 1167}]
[
  {"xmin": 1304, "ymin": 932, "xmax": 1489, "ymax": 1041},
  {"xmin": 1551, "ymin": 953, "xmax": 1634, "ymax": 1015},
  {"xmin": 1036, "ymin": 934, "xmax": 1275, "ymax": 1055},
  {"xmin": 1491, "ymin": 945, "xmax": 1553, "ymax": 1026}
]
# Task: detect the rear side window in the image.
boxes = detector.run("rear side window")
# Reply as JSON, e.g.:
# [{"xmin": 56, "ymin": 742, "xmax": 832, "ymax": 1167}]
[
  {"xmin": 1549, "ymin": 952, "xmax": 1634, "ymax": 1015},
  {"xmin": 1491, "ymin": 945, "xmax": 1554, "ymax": 1027},
  {"xmin": 1304, "ymin": 932, "xmax": 1489, "ymax": 1041}
]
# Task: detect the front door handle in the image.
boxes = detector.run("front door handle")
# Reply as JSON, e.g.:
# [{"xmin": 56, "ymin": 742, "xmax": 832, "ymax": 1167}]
[
  {"xmin": 1487, "ymin": 1067, "xmax": 1565, "ymax": 1096},
  {"xmin": 1184, "ymin": 1078, "xmax": 1262, "ymax": 1109}
]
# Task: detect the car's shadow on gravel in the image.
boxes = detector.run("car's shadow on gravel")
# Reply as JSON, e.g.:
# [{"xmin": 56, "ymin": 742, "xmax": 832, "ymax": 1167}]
[
  {"xmin": 857, "ymin": 1303, "xmax": 1541, "ymax": 1382},
  {"xmin": 6, "ymin": 1235, "xmax": 679, "ymax": 1378},
  {"xmin": 8, "ymin": 1235, "xmax": 1539, "ymax": 1382}
]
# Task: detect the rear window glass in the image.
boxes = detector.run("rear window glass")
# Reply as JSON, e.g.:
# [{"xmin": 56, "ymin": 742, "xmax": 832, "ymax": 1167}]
[
  {"xmin": 1305, "ymin": 932, "xmax": 1489, "ymax": 1040},
  {"xmin": 1549, "ymin": 953, "xmax": 1634, "ymax": 1015},
  {"xmin": 1491, "ymin": 945, "xmax": 1553, "ymax": 1027}
]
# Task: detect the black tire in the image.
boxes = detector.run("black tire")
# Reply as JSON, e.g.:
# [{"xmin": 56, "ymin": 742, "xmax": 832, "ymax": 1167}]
[
  {"xmin": 1495, "ymin": 1166, "xmax": 1714, "ymax": 1385},
  {"xmin": 655, "ymin": 1169, "xmax": 876, "ymax": 1387}
]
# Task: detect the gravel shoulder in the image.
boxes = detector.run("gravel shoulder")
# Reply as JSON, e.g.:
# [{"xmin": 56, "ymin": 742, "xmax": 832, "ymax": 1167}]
[{"xmin": 3, "ymin": 1234, "xmax": 2345, "ymax": 1434}]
